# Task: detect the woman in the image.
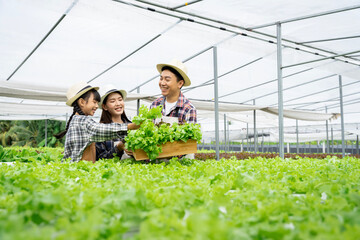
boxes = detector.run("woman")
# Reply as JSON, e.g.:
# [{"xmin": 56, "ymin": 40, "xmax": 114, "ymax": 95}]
[
  {"xmin": 55, "ymin": 81, "xmax": 139, "ymax": 163},
  {"xmin": 96, "ymin": 84, "xmax": 133, "ymax": 160}
]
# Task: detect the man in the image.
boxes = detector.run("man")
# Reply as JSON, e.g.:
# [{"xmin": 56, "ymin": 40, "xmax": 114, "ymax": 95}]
[{"xmin": 150, "ymin": 59, "xmax": 197, "ymax": 124}]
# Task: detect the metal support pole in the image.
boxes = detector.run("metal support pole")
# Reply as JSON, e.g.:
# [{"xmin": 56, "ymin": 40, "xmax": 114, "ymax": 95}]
[
  {"xmin": 137, "ymin": 87, "xmax": 140, "ymax": 115},
  {"xmin": 357, "ymin": 135, "xmax": 359, "ymax": 154},
  {"xmin": 331, "ymin": 127, "xmax": 334, "ymax": 153},
  {"xmin": 253, "ymin": 99, "xmax": 257, "ymax": 152},
  {"xmin": 287, "ymin": 142, "xmax": 290, "ymax": 153},
  {"xmin": 213, "ymin": 46, "xmax": 220, "ymax": 161},
  {"xmin": 262, "ymin": 130, "xmax": 264, "ymax": 153},
  {"xmin": 277, "ymin": 22, "xmax": 284, "ymax": 158},
  {"xmin": 246, "ymin": 123, "xmax": 249, "ymax": 151},
  {"xmin": 325, "ymin": 107, "xmax": 330, "ymax": 153},
  {"xmin": 296, "ymin": 120, "xmax": 299, "ymax": 154},
  {"xmin": 339, "ymin": 75, "xmax": 345, "ymax": 157},
  {"xmin": 224, "ymin": 114, "xmax": 227, "ymax": 152},
  {"xmin": 227, "ymin": 120, "xmax": 230, "ymax": 151},
  {"xmin": 45, "ymin": 118, "xmax": 48, "ymax": 147}
]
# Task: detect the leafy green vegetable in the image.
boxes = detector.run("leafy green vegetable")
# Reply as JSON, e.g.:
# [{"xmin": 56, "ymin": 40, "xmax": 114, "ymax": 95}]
[
  {"xmin": 0, "ymin": 146, "xmax": 63, "ymax": 162},
  {"xmin": 132, "ymin": 105, "xmax": 163, "ymax": 125},
  {"xmin": 0, "ymin": 152, "xmax": 360, "ymax": 239},
  {"xmin": 125, "ymin": 105, "xmax": 202, "ymax": 160}
]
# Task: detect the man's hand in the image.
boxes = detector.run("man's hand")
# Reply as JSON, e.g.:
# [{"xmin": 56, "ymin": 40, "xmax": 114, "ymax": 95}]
[
  {"xmin": 124, "ymin": 148, "xmax": 133, "ymax": 156},
  {"xmin": 116, "ymin": 141, "xmax": 125, "ymax": 151},
  {"xmin": 116, "ymin": 141, "xmax": 133, "ymax": 156}
]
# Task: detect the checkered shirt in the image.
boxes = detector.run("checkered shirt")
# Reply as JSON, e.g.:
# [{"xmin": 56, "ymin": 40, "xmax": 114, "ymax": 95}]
[
  {"xmin": 150, "ymin": 91, "xmax": 197, "ymax": 124},
  {"xmin": 63, "ymin": 115, "xmax": 128, "ymax": 162}
]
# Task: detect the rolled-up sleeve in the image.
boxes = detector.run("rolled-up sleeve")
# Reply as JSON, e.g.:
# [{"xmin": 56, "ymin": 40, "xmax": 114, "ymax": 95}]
[{"xmin": 86, "ymin": 119, "xmax": 128, "ymax": 142}]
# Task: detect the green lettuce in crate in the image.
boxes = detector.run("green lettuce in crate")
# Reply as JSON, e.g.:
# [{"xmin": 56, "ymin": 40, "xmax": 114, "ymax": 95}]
[
  {"xmin": 132, "ymin": 105, "xmax": 163, "ymax": 125},
  {"xmin": 125, "ymin": 105, "xmax": 202, "ymax": 160}
]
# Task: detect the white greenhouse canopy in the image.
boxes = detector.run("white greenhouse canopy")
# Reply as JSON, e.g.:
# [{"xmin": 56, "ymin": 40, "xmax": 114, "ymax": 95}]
[{"xmin": 1, "ymin": 0, "xmax": 360, "ymax": 144}]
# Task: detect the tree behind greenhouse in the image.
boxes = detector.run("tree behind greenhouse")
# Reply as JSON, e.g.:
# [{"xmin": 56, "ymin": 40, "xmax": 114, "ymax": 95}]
[{"xmin": 0, "ymin": 120, "xmax": 65, "ymax": 147}]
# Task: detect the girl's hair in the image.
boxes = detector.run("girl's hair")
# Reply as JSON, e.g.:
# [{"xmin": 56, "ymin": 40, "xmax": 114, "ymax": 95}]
[
  {"xmin": 100, "ymin": 91, "xmax": 131, "ymax": 124},
  {"xmin": 55, "ymin": 89, "xmax": 101, "ymax": 139}
]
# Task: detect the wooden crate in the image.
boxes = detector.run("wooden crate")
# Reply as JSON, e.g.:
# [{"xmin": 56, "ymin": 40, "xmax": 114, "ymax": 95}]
[{"xmin": 133, "ymin": 139, "xmax": 197, "ymax": 161}]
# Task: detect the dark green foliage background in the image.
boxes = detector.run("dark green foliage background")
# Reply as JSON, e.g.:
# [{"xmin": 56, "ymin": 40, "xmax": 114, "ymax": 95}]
[{"xmin": 0, "ymin": 120, "xmax": 65, "ymax": 147}]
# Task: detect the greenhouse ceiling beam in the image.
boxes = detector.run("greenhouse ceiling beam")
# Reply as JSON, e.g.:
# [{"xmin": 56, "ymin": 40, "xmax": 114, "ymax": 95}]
[
  {"xmin": 129, "ymin": 46, "xmax": 211, "ymax": 92},
  {"xmin": 88, "ymin": 20, "xmax": 182, "ymax": 83},
  {"xmin": 183, "ymin": 56, "xmax": 265, "ymax": 93},
  {"xmin": 293, "ymin": 92, "xmax": 360, "ymax": 109},
  {"xmin": 124, "ymin": 0, "xmax": 360, "ymax": 66},
  {"xmin": 298, "ymin": 35, "xmax": 360, "ymax": 44},
  {"xmin": 248, "ymin": 5, "xmax": 360, "ymax": 30},
  {"xmin": 173, "ymin": 0, "xmax": 203, "ymax": 9},
  {"xmin": 6, "ymin": 0, "xmax": 79, "ymax": 81},
  {"xmin": 269, "ymin": 79, "xmax": 360, "ymax": 106},
  {"xmin": 344, "ymin": 111, "xmax": 360, "ymax": 114},
  {"xmin": 129, "ymin": 33, "xmax": 237, "ymax": 92},
  {"xmin": 218, "ymin": 68, "xmax": 313, "ymax": 99},
  {"xmin": 326, "ymin": 98, "xmax": 360, "ymax": 110},
  {"xmin": 183, "ymin": 65, "xmax": 313, "ymax": 97},
  {"xmin": 240, "ymin": 74, "xmax": 336, "ymax": 104},
  {"xmin": 283, "ymin": 50, "xmax": 360, "ymax": 69},
  {"xmin": 284, "ymin": 100, "xmax": 338, "ymax": 108},
  {"xmin": 314, "ymin": 98, "xmax": 360, "ymax": 111}
]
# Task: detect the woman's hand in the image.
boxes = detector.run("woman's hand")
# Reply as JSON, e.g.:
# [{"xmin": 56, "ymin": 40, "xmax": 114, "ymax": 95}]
[{"xmin": 127, "ymin": 123, "xmax": 140, "ymax": 130}]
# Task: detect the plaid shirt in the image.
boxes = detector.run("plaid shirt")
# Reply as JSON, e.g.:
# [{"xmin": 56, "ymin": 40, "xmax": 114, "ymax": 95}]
[
  {"xmin": 150, "ymin": 91, "xmax": 197, "ymax": 124},
  {"xmin": 63, "ymin": 115, "xmax": 128, "ymax": 162}
]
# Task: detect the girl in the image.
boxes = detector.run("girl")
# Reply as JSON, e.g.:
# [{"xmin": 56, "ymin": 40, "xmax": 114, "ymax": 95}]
[
  {"xmin": 96, "ymin": 85, "xmax": 133, "ymax": 160},
  {"xmin": 55, "ymin": 82, "xmax": 138, "ymax": 162}
]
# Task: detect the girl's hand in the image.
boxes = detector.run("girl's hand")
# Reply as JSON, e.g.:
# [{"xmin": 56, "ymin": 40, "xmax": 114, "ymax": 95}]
[{"xmin": 127, "ymin": 123, "xmax": 140, "ymax": 130}]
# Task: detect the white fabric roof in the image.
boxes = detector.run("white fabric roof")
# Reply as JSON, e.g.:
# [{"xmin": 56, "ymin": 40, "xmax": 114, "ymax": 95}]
[
  {"xmin": 1, "ymin": 0, "xmax": 359, "ymax": 138},
  {"xmin": 0, "ymin": 81, "xmax": 338, "ymax": 121}
]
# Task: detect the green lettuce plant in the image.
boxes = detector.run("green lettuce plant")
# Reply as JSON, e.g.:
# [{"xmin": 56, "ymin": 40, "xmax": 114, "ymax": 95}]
[{"xmin": 125, "ymin": 105, "xmax": 202, "ymax": 160}]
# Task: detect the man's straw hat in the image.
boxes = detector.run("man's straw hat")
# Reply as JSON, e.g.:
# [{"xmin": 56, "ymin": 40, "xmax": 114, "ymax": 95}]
[{"xmin": 156, "ymin": 59, "xmax": 191, "ymax": 86}]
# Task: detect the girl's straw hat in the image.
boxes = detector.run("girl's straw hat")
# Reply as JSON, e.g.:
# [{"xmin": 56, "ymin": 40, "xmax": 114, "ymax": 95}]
[
  {"xmin": 66, "ymin": 82, "xmax": 99, "ymax": 106},
  {"xmin": 98, "ymin": 84, "xmax": 127, "ymax": 109},
  {"xmin": 156, "ymin": 59, "xmax": 191, "ymax": 86}
]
